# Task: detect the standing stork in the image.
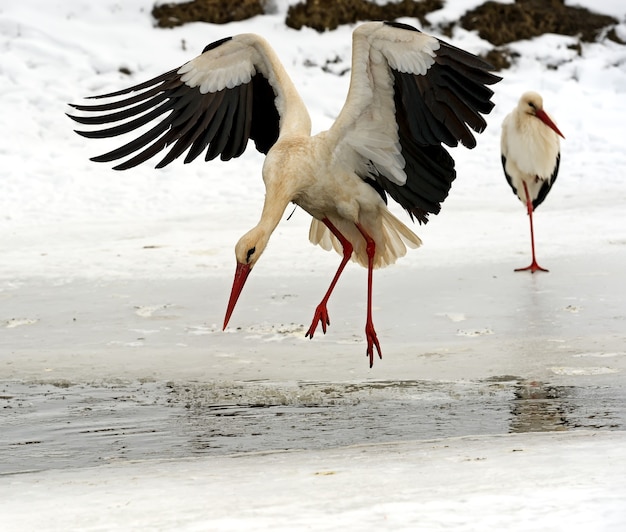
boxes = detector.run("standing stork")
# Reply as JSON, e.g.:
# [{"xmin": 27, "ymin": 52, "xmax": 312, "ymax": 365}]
[
  {"xmin": 501, "ymin": 91, "xmax": 565, "ymax": 273},
  {"xmin": 68, "ymin": 21, "xmax": 500, "ymax": 367}
]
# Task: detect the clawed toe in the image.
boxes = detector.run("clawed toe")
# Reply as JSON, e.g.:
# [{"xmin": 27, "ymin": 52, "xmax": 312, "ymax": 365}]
[
  {"xmin": 305, "ymin": 305, "xmax": 330, "ymax": 339},
  {"xmin": 365, "ymin": 323, "xmax": 382, "ymax": 368}
]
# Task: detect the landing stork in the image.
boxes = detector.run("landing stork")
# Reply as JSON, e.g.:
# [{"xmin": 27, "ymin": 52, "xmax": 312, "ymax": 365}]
[
  {"xmin": 68, "ymin": 21, "xmax": 500, "ymax": 366},
  {"xmin": 501, "ymin": 91, "xmax": 565, "ymax": 273}
]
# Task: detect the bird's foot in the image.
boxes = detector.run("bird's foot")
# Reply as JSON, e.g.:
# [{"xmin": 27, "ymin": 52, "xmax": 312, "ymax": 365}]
[
  {"xmin": 514, "ymin": 261, "xmax": 549, "ymax": 273},
  {"xmin": 365, "ymin": 321, "xmax": 382, "ymax": 368},
  {"xmin": 305, "ymin": 304, "xmax": 330, "ymax": 339}
]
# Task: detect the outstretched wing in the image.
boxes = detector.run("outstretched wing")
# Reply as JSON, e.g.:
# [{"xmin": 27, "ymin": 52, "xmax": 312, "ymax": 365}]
[
  {"xmin": 68, "ymin": 34, "xmax": 311, "ymax": 170},
  {"xmin": 329, "ymin": 21, "xmax": 501, "ymax": 223}
]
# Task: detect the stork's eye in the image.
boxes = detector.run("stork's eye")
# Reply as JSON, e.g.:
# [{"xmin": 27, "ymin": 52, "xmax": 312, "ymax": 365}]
[
  {"xmin": 528, "ymin": 101, "xmax": 536, "ymax": 109},
  {"xmin": 246, "ymin": 247, "xmax": 256, "ymax": 263}
]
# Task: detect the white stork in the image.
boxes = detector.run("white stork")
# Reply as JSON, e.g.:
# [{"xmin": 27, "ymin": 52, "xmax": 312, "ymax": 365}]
[
  {"xmin": 501, "ymin": 91, "xmax": 565, "ymax": 273},
  {"xmin": 68, "ymin": 21, "xmax": 500, "ymax": 367}
]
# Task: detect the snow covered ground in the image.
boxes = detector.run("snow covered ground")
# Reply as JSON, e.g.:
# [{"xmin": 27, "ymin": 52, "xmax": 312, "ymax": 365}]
[{"xmin": 1, "ymin": 0, "xmax": 626, "ymax": 530}]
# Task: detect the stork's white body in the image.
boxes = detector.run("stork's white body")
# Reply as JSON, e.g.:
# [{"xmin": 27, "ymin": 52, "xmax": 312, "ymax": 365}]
[
  {"xmin": 70, "ymin": 22, "xmax": 500, "ymax": 365},
  {"xmin": 500, "ymin": 91, "xmax": 564, "ymax": 273},
  {"xmin": 262, "ymin": 133, "xmax": 419, "ymax": 270},
  {"xmin": 501, "ymin": 92, "xmax": 561, "ymax": 206}
]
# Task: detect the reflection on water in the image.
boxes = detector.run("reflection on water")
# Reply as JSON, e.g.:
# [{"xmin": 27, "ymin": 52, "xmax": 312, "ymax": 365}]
[
  {"xmin": 510, "ymin": 381, "xmax": 570, "ymax": 433},
  {"xmin": 509, "ymin": 380, "xmax": 623, "ymax": 433},
  {"xmin": 1, "ymin": 378, "xmax": 624, "ymax": 475},
  {"xmin": 175, "ymin": 380, "xmax": 511, "ymax": 455}
]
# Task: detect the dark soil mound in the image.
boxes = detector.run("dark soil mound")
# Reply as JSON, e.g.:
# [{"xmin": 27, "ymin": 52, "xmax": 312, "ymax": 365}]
[
  {"xmin": 153, "ymin": 0, "xmax": 265, "ymax": 28},
  {"xmin": 285, "ymin": 0, "xmax": 442, "ymax": 33},
  {"xmin": 460, "ymin": 0, "xmax": 617, "ymax": 46}
]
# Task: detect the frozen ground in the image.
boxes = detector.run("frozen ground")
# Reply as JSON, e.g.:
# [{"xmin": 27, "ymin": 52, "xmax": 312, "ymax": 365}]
[
  {"xmin": 2, "ymin": 0, "xmax": 626, "ymax": 530},
  {"xmin": 2, "ymin": 432, "xmax": 626, "ymax": 531}
]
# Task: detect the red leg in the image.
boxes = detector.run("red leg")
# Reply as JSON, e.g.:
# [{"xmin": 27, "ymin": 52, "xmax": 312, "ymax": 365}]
[
  {"xmin": 356, "ymin": 223, "xmax": 382, "ymax": 367},
  {"xmin": 515, "ymin": 182, "xmax": 549, "ymax": 273},
  {"xmin": 306, "ymin": 218, "xmax": 353, "ymax": 339}
]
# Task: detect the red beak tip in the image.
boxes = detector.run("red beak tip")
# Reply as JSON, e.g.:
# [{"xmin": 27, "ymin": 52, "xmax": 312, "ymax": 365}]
[{"xmin": 223, "ymin": 261, "xmax": 252, "ymax": 332}]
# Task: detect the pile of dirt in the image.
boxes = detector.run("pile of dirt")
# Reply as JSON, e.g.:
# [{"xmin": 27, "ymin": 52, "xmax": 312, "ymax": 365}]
[
  {"xmin": 152, "ymin": 0, "xmax": 265, "ymax": 28},
  {"xmin": 460, "ymin": 0, "xmax": 618, "ymax": 46},
  {"xmin": 285, "ymin": 0, "xmax": 442, "ymax": 33}
]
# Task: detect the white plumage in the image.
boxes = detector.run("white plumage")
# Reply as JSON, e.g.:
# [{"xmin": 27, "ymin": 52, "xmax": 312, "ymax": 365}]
[{"xmin": 69, "ymin": 21, "xmax": 500, "ymax": 366}]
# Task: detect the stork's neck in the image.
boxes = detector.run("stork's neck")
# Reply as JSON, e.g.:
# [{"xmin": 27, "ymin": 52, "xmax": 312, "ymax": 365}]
[
  {"xmin": 234, "ymin": 182, "xmax": 292, "ymax": 269},
  {"xmin": 259, "ymin": 190, "xmax": 290, "ymax": 235},
  {"xmin": 255, "ymin": 135, "xmax": 313, "ymax": 242},
  {"xmin": 254, "ymin": 174, "xmax": 295, "ymax": 245}
]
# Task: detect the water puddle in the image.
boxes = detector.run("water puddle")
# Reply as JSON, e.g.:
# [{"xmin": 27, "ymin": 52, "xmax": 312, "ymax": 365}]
[{"xmin": 1, "ymin": 377, "xmax": 624, "ymax": 475}]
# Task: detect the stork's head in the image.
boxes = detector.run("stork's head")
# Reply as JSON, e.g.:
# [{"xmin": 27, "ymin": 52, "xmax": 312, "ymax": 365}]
[
  {"xmin": 519, "ymin": 91, "xmax": 565, "ymax": 139},
  {"xmin": 223, "ymin": 226, "xmax": 270, "ymax": 330}
]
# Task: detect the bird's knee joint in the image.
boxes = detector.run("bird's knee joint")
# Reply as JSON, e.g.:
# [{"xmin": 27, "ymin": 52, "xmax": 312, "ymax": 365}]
[{"xmin": 341, "ymin": 240, "xmax": 353, "ymax": 258}]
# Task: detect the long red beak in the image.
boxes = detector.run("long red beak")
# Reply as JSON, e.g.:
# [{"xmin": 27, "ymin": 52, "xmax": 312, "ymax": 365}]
[
  {"xmin": 536, "ymin": 109, "xmax": 565, "ymax": 139},
  {"xmin": 223, "ymin": 262, "xmax": 252, "ymax": 330}
]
